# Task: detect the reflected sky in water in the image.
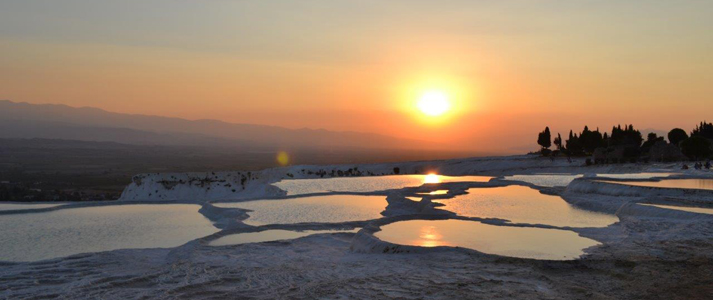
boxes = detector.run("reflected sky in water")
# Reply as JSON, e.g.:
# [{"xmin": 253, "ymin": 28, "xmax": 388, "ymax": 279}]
[
  {"xmin": 0, "ymin": 203, "xmax": 64, "ymax": 211},
  {"xmin": 416, "ymin": 190, "xmax": 449, "ymax": 195},
  {"xmin": 503, "ymin": 174, "xmax": 583, "ymax": 187},
  {"xmin": 0, "ymin": 204, "xmax": 218, "ymax": 262},
  {"xmin": 215, "ymin": 195, "xmax": 387, "ymax": 225},
  {"xmin": 641, "ymin": 203, "xmax": 713, "ymax": 215},
  {"xmin": 600, "ymin": 178, "xmax": 713, "ymax": 191},
  {"xmin": 273, "ymin": 175, "xmax": 492, "ymax": 196},
  {"xmin": 375, "ymin": 219, "xmax": 600, "ymax": 260},
  {"xmin": 210, "ymin": 229, "xmax": 359, "ymax": 246},
  {"xmin": 435, "ymin": 186, "xmax": 617, "ymax": 227},
  {"xmin": 598, "ymin": 172, "xmax": 676, "ymax": 179},
  {"xmin": 504, "ymin": 173, "xmax": 674, "ymax": 187}
]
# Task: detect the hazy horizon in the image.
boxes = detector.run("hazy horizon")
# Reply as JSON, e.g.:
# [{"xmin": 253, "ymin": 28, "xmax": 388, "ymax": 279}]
[
  {"xmin": 0, "ymin": 99, "xmax": 688, "ymax": 155},
  {"xmin": 2, "ymin": 0, "xmax": 712, "ymax": 153}
]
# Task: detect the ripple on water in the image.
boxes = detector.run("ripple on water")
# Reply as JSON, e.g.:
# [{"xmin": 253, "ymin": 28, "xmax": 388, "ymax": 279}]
[{"xmin": 375, "ymin": 219, "xmax": 600, "ymax": 260}]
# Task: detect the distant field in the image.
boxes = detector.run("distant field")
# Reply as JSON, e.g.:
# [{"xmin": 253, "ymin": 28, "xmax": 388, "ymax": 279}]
[{"xmin": 0, "ymin": 138, "xmax": 477, "ymax": 202}]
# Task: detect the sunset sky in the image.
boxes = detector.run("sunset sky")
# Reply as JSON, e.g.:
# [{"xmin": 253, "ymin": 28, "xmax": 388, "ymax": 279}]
[{"xmin": 1, "ymin": 0, "xmax": 712, "ymax": 153}]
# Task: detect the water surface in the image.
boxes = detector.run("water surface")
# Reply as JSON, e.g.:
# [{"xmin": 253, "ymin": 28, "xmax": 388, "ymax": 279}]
[
  {"xmin": 273, "ymin": 175, "xmax": 492, "ymax": 195},
  {"xmin": 435, "ymin": 186, "xmax": 617, "ymax": 227},
  {"xmin": 0, "ymin": 203, "xmax": 64, "ymax": 211},
  {"xmin": 598, "ymin": 172, "xmax": 675, "ymax": 179},
  {"xmin": 600, "ymin": 178, "xmax": 713, "ymax": 191},
  {"xmin": 215, "ymin": 195, "xmax": 387, "ymax": 225},
  {"xmin": 375, "ymin": 219, "xmax": 600, "ymax": 260},
  {"xmin": 503, "ymin": 174, "xmax": 583, "ymax": 187},
  {"xmin": 641, "ymin": 203, "xmax": 713, "ymax": 215},
  {"xmin": 210, "ymin": 229, "xmax": 359, "ymax": 246},
  {"xmin": 416, "ymin": 190, "xmax": 449, "ymax": 195},
  {"xmin": 504, "ymin": 172, "xmax": 674, "ymax": 187},
  {"xmin": 0, "ymin": 204, "xmax": 218, "ymax": 262}
]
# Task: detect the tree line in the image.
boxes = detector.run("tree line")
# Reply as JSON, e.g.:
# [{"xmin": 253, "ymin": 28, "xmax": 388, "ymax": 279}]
[{"xmin": 537, "ymin": 121, "xmax": 713, "ymax": 162}]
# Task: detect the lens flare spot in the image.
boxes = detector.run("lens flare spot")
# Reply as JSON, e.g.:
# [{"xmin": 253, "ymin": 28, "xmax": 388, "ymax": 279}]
[{"xmin": 276, "ymin": 151, "xmax": 290, "ymax": 166}]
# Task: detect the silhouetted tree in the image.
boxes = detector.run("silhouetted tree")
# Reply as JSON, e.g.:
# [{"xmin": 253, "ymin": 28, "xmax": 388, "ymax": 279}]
[
  {"xmin": 537, "ymin": 127, "xmax": 552, "ymax": 150},
  {"xmin": 647, "ymin": 132, "xmax": 658, "ymax": 141},
  {"xmin": 553, "ymin": 133, "xmax": 563, "ymax": 150},
  {"xmin": 680, "ymin": 136, "xmax": 713, "ymax": 160},
  {"xmin": 609, "ymin": 124, "xmax": 643, "ymax": 147},
  {"xmin": 691, "ymin": 121, "xmax": 713, "ymax": 139},
  {"xmin": 641, "ymin": 132, "xmax": 664, "ymax": 153},
  {"xmin": 566, "ymin": 130, "xmax": 584, "ymax": 155},
  {"xmin": 393, "ymin": 167, "xmax": 400, "ymax": 175},
  {"xmin": 580, "ymin": 126, "xmax": 604, "ymax": 154},
  {"xmin": 668, "ymin": 128, "xmax": 688, "ymax": 147},
  {"xmin": 580, "ymin": 126, "xmax": 591, "ymax": 149}
]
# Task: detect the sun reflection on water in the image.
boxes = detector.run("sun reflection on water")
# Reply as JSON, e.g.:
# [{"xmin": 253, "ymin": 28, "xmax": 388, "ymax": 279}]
[
  {"xmin": 416, "ymin": 189, "xmax": 449, "ymax": 195},
  {"xmin": 416, "ymin": 225, "xmax": 447, "ymax": 247},
  {"xmin": 423, "ymin": 174, "xmax": 441, "ymax": 184}
]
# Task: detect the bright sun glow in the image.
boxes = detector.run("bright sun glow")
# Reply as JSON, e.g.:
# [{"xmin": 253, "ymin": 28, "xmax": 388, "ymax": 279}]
[
  {"xmin": 417, "ymin": 91, "xmax": 451, "ymax": 117},
  {"xmin": 423, "ymin": 174, "xmax": 441, "ymax": 184}
]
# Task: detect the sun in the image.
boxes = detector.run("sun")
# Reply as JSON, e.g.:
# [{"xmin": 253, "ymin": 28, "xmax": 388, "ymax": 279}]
[{"xmin": 417, "ymin": 90, "xmax": 451, "ymax": 117}]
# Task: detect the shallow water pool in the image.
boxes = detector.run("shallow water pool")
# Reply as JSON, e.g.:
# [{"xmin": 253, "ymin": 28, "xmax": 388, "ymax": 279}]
[
  {"xmin": 210, "ymin": 229, "xmax": 359, "ymax": 246},
  {"xmin": 416, "ymin": 190, "xmax": 449, "ymax": 195},
  {"xmin": 273, "ymin": 175, "xmax": 492, "ymax": 196},
  {"xmin": 503, "ymin": 174, "xmax": 583, "ymax": 187},
  {"xmin": 0, "ymin": 204, "xmax": 219, "ymax": 262},
  {"xmin": 503, "ymin": 173, "xmax": 674, "ymax": 187},
  {"xmin": 374, "ymin": 219, "xmax": 600, "ymax": 260},
  {"xmin": 641, "ymin": 203, "xmax": 713, "ymax": 215},
  {"xmin": 435, "ymin": 186, "xmax": 617, "ymax": 227},
  {"xmin": 601, "ymin": 178, "xmax": 713, "ymax": 191},
  {"xmin": 598, "ymin": 172, "xmax": 676, "ymax": 179},
  {"xmin": 0, "ymin": 203, "xmax": 64, "ymax": 211},
  {"xmin": 215, "ymin": 195, "xmax": 387, "ymax": 225}
]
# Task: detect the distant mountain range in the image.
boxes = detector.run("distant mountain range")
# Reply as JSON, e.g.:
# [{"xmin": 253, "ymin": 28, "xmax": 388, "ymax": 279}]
[{"xmin": 0, "ymin": 100, "xmax": 439, "ymax": 151}]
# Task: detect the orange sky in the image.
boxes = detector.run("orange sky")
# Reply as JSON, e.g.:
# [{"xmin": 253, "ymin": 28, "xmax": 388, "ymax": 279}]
[{"xmin": 1, "ymin": 1, "xmax": 712, "ymax": 153}]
